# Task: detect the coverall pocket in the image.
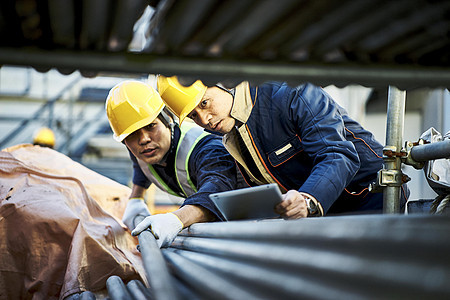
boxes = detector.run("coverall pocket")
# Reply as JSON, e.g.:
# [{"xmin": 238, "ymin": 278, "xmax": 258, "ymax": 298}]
[{"xmin": 267, "ymin": 135, "xmax": 303, "ymax": 167}]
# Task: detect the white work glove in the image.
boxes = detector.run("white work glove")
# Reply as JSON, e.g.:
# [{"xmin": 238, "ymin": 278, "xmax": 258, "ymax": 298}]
[
  {"xmin": 122, "ymin": 198, "xmax": 151, "ymax": 230},
  {"xmin": 131, "ymin": 213, "xmax": 184, "ymax": 248}
]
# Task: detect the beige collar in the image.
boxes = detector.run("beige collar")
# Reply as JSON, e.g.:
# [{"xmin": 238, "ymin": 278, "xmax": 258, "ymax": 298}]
[{"xmin": 230, "ymin": 81, "xmax": 253, "ymax": 124}]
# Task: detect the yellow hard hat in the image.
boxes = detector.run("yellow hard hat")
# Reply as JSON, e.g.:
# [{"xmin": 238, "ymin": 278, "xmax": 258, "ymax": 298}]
[
  {"xmin": 33, "ymin": 127, "xmax": 55, "ymax": 148},
  {"xmin": 157, "ymin": 75, "xmax": 207, "ymax": 124},
  {"xmin": 106, "ymin": 80, "xmax": 165, "ymax": 142}
]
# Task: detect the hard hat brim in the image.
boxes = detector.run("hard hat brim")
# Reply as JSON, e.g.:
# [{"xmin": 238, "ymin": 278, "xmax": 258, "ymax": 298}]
[{"xmin": 178, "ymin": 85, "xmax": 207, "ymax": 124}]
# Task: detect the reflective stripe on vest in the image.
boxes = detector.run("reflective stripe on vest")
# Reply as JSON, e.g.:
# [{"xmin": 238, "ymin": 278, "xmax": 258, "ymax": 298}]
[{"xmin": 137, "ymin": 122, "xmax": 209, "ymax": 198}]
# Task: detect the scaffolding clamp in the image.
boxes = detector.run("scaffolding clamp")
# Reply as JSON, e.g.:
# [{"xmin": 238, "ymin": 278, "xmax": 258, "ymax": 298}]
[
  {"xmin": 403, "ymin": 140, "xmax": 426, "ymax": 169},
  {"xmin": 382, "ymin": 145, "xmax": 408, "ymax": 159},
  {"xmin": 369, "ymin": 168, "xmax": 411, "ymax": 193}
]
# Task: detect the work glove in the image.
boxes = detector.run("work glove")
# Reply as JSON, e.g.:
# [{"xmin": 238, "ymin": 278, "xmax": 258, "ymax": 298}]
[
  {"xmin": 131, "ymin": 213, "xmax": 184, "ymax": 248},
  {"xmin": 122, "ymin": 198, "xmax": 151, "ymax": 230}
]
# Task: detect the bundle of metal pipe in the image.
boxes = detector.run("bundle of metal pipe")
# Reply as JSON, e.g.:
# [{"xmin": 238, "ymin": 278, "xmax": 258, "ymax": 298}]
[
  {"xmin": 163, "ymin": 214, "xmax": 450, "ymax": 299},
  {"xmin": 69, "ymin": 214, "xmax": 450, "ymax": 299}
]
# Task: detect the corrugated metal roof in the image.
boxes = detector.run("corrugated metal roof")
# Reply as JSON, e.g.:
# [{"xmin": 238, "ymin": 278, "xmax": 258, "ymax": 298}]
[
  {"xmin": 0, "ymin": 0, "xmax": 449, "ymax": 88},
  {"xmin": 147, "ymin": 0, "xmax": 450, "ymax": 66}
]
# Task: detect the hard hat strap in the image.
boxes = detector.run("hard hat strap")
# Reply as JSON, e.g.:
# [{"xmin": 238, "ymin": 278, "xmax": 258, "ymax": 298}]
[
  {"xmin": 158, "ymin": 111, "xmax": 176, "ymax": 166},
  {"xmin": 158, "ymin": 108, "xmax": 173, "ymax": 128},
  {"xmin": 215, "ymin": 83, "xmax": 235, "ymax": 98}
]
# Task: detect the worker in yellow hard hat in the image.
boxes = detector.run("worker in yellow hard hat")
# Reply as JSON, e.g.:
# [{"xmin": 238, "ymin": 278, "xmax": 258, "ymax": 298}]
[
  {"xmin": 33, "ymin": 127, "xmax": 56, "ymax": 148},
  {"xmin": 106, "ymin": 80, "xmax": 246, "ymax": 248},
  {"xmin": 157, "ymin": 76, "xmax": 208, "ymax": 124},
  {"xmin": 157, "ymin": 75, "xmax": 409, "ymax": 218}
]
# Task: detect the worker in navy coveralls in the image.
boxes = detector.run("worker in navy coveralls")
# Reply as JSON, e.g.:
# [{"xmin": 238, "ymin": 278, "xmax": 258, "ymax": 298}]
[{"xmin": 157, "ymin": 76, "xmax": 409, "ymax": 219}]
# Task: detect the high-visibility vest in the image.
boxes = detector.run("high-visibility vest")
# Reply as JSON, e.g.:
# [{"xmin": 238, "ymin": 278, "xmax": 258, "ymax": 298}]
[{"xmin": 137, "ymin": 122, "xmax": 209, "ymax": 198}]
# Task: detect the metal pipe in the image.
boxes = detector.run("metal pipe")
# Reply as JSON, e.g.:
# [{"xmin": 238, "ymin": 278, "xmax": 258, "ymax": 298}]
[
  {"xmin": 410, "ymin": 139, "xmax": 450, "ymax": 161},
  {"xmin": 126, "ymin": 279, "xmax": 153, "ymax": 300},
  {"xmin": 106, "ymin": 276, "xmax": 132, "ymax": 300},
  {"xmin": 79, "ymin": 291, "xmax": 96, "ymax": 300},
  {"xmin": 383, "ymin": 86, "xmax": 406, "ymax": 213},
  {"xmin": 0, "ymin": 47, "xmax": 449, "ymax": 89},
  {"xmin": 169, "ymin": 247, "xmax": 360, "ymax": 299},
  {"xmin": 173, "ymin": 276, "xmax": 209, "ymax": 300},
  {"xmin": 180, "ymin": 215, "xmax": 448, "ymax": 242},
  {"xmin": 63, "ymin": 294, "xmax": 80, "ymax": 300},
  {"xmin": 133, "ymin": 215, "xmax": 181, "ymax": 300},
  {"xmin": 171, "ymin": 235, "xmax": 449, "ymax": 279},
  {"xmin": 162, "ymin": 249, "xmax": 265, "ymax": 300}
]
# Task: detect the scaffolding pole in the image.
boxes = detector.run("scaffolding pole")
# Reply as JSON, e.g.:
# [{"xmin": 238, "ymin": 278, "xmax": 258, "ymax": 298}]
[{"xmin": 383, "ymin": 86, "xmax": 406, "ymax": 213}]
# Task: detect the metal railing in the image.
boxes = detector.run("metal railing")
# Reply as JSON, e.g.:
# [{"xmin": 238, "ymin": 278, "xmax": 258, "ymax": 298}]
[{"xmin": 0, "ymin": 76, "xmax": 81, "ymax": 149}]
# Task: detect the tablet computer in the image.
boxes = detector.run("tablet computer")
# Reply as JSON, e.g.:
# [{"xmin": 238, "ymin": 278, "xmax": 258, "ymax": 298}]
[{"xmin": 209, "ymin": 183, "xmax": 283, "ymax": 221}]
